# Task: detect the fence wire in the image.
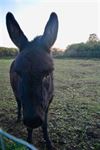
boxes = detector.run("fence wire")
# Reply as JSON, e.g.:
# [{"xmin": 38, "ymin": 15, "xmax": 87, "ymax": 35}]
[{"xmin": 0, "ymin": 129, "xmax": 37, "ymax": 150}]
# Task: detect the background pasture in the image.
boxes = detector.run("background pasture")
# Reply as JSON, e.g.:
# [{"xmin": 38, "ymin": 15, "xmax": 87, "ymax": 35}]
[{"xmin": 0, "ymin": 58, "xmax": 100, "ymax": 150}]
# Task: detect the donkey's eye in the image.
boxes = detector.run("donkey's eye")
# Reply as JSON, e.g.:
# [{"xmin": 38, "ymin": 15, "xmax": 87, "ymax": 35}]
[
  {"xmin": 44, "ymin": 71, "xmax": 50, "ymax": 76},
  {"xmin": 45, "ymin": 73, "xmax": 49, "ymax": 77},
  {"xmin": 45, "ymin": 72, "xmax": 49, "ymax": 76}
]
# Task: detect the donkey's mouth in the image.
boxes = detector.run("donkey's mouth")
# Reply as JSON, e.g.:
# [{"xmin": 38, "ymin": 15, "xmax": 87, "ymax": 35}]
[{"xmin": 23, "ymin": 116, "xmax": 43, "ymax": 128}]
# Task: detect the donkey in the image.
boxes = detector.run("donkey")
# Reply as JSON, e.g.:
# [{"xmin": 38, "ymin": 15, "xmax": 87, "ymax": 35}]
[{"xmin": 6, "ymin": 12, "xmax": 58, "ymax": 149}]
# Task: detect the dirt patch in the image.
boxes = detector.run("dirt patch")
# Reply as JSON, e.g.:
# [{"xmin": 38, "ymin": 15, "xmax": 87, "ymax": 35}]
[{"xmin": 79, "ymin": 63, "xmax": 94, "ymax": 67}]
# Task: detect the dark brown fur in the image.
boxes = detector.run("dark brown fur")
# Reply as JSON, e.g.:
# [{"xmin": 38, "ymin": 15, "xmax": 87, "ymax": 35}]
[{"xmin": 6, "ymin": 12, "xmax": 58, "ymax": 149}]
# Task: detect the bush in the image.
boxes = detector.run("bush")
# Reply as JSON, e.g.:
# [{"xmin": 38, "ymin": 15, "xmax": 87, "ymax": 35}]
[
  {"xmin": 51, "ymin": 48, "xmax": 64, "ymax": 58},
  {"xmin": 64, "ymin": 42, "xmax": 100, "ymax": 58},
  {"xmin": 0, "ymin": 47, "xmax": 18, "ymax": 58}
]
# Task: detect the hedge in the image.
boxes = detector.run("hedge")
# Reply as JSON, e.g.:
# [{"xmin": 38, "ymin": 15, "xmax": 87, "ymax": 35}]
[
  {"xmin": 64, "ymin": 42, "xmax": 100, "ymax": 58},
  {"xmin": 0, "ymin": 47, "xmax": 18, "ymax": 58}
]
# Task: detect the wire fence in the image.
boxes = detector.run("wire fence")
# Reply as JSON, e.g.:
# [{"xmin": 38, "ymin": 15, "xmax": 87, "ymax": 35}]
[{"xmin": 0, "ymin": 129, "xmax": 38, "ymax": 150}]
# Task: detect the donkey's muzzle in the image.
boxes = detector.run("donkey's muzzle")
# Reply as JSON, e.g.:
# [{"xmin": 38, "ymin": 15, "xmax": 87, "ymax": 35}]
[{"xmin": 23, "ymin": 116, "xmax": 43, "ymax": 128}]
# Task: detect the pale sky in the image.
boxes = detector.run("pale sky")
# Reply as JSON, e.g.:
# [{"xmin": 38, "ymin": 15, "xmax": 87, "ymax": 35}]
[{"xmin": 0, "ymin": 0, "xmax": 99, "ymax": 49}]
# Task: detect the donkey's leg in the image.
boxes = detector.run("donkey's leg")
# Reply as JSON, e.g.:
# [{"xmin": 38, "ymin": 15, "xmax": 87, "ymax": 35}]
[
  {"xmin": 42, "ymin": 111, "xmax": 55, "ymax": 150},
  {"xmin": 27, "ymin": 128, "xmax": 33, "ymax": 143},
  {"xmin": 16, "ymin": 97, "xmax": 21, "ymax": 122}
]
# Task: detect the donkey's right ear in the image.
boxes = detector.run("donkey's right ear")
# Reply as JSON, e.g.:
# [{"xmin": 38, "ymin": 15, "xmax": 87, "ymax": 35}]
[{"xmin": 6, "ymin": 12, "xmax": 28, "ymax": 50}]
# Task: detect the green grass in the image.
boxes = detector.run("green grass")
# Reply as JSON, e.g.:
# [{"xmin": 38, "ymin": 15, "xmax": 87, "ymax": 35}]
[
  {"xmin": 0, "ymin": 58, "xmax": 100, "ymax": 150},
  {"xmin": 0, "ymin": 139, "xmax": 26, "ymax": 150}
]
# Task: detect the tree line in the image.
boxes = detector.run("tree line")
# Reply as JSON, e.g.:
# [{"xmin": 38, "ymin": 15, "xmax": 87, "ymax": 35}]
[
  {"xmin": 54, "ymin": 34, "xmax": 100, "ymax": 58},
  {"xmin": 0, "ymin": 47, "xmax": 18, "ymax": 58},
  {"xmin": 64, "ymin": 41, "xmax": 100, "ymax": 58},
  {"xmin": 0, "ymin": 34, "xmax": 100, "ymax": 58}
]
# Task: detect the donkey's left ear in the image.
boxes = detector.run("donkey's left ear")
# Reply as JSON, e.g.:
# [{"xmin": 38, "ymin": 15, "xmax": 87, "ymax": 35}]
[{"xmin": 42, "ymin": 12, "xmax": 58, "ymax": 49}]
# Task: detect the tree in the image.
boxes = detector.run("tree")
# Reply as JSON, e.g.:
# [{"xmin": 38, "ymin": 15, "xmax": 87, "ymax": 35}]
[{"xmin": 87, "ymin": 33, "xmax": 99, "ymax": 43}]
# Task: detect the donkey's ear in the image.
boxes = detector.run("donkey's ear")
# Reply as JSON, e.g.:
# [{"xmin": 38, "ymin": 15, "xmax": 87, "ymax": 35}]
[
  {"xmin": 42, "ymin": 12, "xmax": 58, "ymax": 49},
  {"xmin": 6, "ymin": 12, "xmax": 28, "ymax": 50}
]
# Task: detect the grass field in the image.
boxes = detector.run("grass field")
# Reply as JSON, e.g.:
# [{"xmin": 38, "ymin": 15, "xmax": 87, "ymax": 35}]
[{"xmin": 0, "ymin": 58, "xmax": 100, "ymax": 150}]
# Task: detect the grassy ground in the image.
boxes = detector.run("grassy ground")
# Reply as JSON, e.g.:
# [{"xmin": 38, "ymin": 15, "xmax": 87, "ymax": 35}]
[{"xmin": 0, "ymin": 58, "xmax": 100, "ymax": 150}]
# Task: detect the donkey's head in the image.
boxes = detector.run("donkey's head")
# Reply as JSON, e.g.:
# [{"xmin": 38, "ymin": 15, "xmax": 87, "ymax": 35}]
[{"xmin": 6, "ymin": 12, "xmax": 58, "ymax": 128}]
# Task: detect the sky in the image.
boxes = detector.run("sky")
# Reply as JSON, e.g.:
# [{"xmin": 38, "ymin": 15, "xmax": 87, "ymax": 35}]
[{"xmin": 0, "ymin": 0, "xmax": 99, "ymax": 49}]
